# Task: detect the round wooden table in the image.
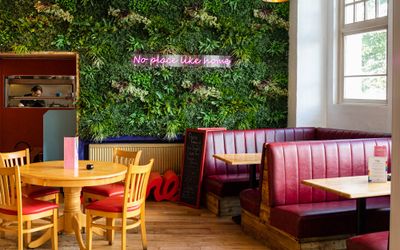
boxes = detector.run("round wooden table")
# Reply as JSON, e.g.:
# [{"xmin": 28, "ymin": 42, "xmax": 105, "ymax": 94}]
[{"xmin": 20, "ymin": 160, "xmax": 127, "ymax": 250}]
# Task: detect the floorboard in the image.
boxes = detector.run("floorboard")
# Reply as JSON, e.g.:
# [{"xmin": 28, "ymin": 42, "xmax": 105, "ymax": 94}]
[{"xmin": 0, "ymin": 201, "xmax": 269, "ymax": 249}]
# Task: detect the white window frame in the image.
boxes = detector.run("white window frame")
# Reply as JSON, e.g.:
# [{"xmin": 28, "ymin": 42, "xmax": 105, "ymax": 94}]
[{"xmin": 339, "ymin": 0, "xmax": 388, "ymax": 104}]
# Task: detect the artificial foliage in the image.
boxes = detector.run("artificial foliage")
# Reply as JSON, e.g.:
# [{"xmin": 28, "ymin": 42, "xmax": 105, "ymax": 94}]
[{"xmin": 0, "ymin": 0, "xmax": 289, "ymax": 141}]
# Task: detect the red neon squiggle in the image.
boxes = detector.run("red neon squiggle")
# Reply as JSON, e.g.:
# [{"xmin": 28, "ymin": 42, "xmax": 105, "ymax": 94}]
[{"xmin": 146, "ymin": 170, "xmax": 180, "ymax": 201}]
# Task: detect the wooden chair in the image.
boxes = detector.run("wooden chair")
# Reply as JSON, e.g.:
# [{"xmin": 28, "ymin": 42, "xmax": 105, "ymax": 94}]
[
  {"xmin": 0, "ymin": 149, "xmax": 60, "ymax": 204},
  {"xmin": 85, "ymin": 159, "xmax": 153, "ymax": 250},
  {"xmin": 0, "ymin": 165, "xmax": 58, "ymax": 250},
  {"xmin": 82, "ymin": 149, "xmax": 142, "ymax": 207}
]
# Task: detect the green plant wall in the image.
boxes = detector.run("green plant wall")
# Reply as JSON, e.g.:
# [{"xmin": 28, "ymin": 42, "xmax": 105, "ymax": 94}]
[{"xmin": 0, "ymin": 0, "xmax": 289, "ymax": 141}]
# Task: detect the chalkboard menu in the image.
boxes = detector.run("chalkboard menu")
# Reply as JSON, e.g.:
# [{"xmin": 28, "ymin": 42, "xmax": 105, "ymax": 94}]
[{"xmin": 179, "ymin": 129, "xmax": 207, "ymax": 208}]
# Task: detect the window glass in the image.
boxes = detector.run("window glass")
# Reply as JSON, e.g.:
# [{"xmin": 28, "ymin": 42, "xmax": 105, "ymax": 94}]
[
  {"xmin": 345, "ymin": 5, "xmax": 354, "ymax": 24},
  {"xmin": 378, "ymin": 0, "xmax": 387, "ymax": 17},
  {"xmin": 340, "ymin": 0, "xmax": 387, "ymax": 102},
  {"xmin": 365, "ymin": 0, "xmax": 375, "ymax": 20},
  {"xmin": 355, "ymin": 2, "xmax": 365, "ymax": 22},
  {"xmin": 344, "ymin": 30, "xmax": 387, "ymax": 76},
  {"xmin": 343, "ymin": 76, "xmax": 386, "ymax": 100}
]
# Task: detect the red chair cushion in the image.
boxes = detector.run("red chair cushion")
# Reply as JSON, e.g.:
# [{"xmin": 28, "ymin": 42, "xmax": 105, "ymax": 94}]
[
  {"xmin": 270, "ymin": 197, "xmax": 390, "ymax": 238},
  {"xmin": 82, "ymin": 182, "xmax": 125, "ymax": 197},
  {"xmin": 85, "ymin": 195, "xmax": 140, "ymax": 213},
  {"xmin": 239, "ymin": 188, "xmax": 261, "ymax": 216},
  {"xmin": 0, "ymin": 197, "xmax": 58, "ymax": 215},
  {"xmin": 347, "ymin": 231, "xmax": 389, "ymax": 250},
  {"xmin": 23, "ymin": 185, "xmax": 60, "ymax": 198}
]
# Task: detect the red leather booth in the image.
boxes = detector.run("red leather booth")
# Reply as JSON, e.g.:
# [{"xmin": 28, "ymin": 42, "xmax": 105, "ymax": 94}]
[
  {"xmin": 240, "ymin": 138, "xmax": 391, "ymax": 250},
  {"xmin": 203, "ymin": 127, "xmax": 389, "ymax": 215}
]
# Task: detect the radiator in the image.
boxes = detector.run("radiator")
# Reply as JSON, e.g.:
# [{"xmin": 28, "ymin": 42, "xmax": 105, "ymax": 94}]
[{"xmin": 88, "ymin": 143, "xmax": 184, "ymax": 174}]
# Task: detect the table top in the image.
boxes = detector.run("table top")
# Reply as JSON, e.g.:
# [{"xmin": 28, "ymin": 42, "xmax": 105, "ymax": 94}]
[
  {"xmin": 20, "ymin": 160, "xmax": 127, "ymax": 187},
  {"xmin": 302, "ymin": 175, "xmax": 391, "ymax": 199},
  {"xmin": 213, "ymin": 153, "xmax": 262, "ymax": 165}
]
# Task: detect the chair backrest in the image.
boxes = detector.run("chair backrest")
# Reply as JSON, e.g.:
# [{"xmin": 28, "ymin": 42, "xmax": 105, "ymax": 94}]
[
  {"xmin": 123, "ymin": 159, "xmax": 154, "ymax": 212},
  {"xmin": 0, "ymin": 149, "xmax": 30, "ymax": 168},
  {"xmin": 0, "ymin": 166, "xmax": 22, "ymax": 214},
  {"xmin": 113, "ymin": 149, "xmax": 142, "ymax": 166}
]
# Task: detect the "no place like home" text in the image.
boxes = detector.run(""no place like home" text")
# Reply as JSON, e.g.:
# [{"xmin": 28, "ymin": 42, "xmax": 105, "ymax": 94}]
[{"xmin": 131, "ymin": 54, "xmax": 231, "ymax": 68}]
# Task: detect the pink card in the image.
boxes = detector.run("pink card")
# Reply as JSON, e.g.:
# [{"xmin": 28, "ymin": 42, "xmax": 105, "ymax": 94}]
[
  {"xmin": 374, "ymin": 146, "xmax": 387, "ymax": 157},
  {"xmin": 64, "ymin": 137, "xmax": 78, "ymax": 170},
  {"xmin": 368, "ymin": 145, "xmax": 388, "ymax": 183}
]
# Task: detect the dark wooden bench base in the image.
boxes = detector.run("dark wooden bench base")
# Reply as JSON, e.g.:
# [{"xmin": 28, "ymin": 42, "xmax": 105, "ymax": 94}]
[
  {"xmin": 206, "ymin": 192, "xmax": 241, "ymax": 216},
  {"xmin": 241, "ymin": 209, "xmax": 349, "ymax": 250}
]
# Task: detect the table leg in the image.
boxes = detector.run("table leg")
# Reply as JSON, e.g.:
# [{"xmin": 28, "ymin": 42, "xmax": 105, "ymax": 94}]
[
  {"xmin": 63, "ymin": 187, "xmax": 89, "ymax": 250},
  {"xmin": 249, "ymin": 164, "xmax": 257, "ymax": 188},
  {"xmin": 72, "ymin": 214, "xmax": 87, "ymax": 250},
  {"xmin": 356, "ymin": 198, "xmax": 366, "ymax": 234},
  {"xmin": 63, "ymin": 187, "xmax": 83, "ymax": 233}
]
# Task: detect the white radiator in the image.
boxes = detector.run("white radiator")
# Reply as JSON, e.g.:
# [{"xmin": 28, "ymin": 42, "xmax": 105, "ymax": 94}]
[{"xmin": 88, "ymin": 143, "xmax": 184, "ymax": 174}]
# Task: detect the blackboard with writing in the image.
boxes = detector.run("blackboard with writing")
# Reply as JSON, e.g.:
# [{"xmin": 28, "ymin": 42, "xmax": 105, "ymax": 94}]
[{"xmin": 179, "ymin": 129, "xmax": 206, "ymax": 208}]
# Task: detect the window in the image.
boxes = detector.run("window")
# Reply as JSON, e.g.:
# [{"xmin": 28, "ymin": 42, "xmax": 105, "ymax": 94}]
[{"xmin": 340, "ymin": 0, "xmax": 388, "ymax": 102}]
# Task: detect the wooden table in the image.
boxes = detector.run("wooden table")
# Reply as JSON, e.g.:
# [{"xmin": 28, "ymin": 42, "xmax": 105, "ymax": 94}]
[
  {"xmin": 213, "ymin": 153, "xmax": 262, "ymax": 188},
  {"xmin": 302, "ymin": 175, "xmax": 391, "ymax": 234},
  {"xmin": 20, "ymin": 160, "xmax": 127, "ymax": 250}
]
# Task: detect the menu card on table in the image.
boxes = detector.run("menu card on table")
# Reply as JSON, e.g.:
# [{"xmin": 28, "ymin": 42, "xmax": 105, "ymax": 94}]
[
  {"xmin": 368, "ymin": 145, "xmax": 388, "ymax": 183},
  {"xmin": 64, "ymin": 137, "xmax": 79, "ymax": 171}
]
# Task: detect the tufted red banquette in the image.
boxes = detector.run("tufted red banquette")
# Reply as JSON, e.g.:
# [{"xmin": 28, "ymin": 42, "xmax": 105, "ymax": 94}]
[
  {"xmin": 205, "ymin": 127, "xmax": 390, "ymax": 198},
  {"xmin": 265, "ymin": 138, "xmax": 391, "ymax": 238}
]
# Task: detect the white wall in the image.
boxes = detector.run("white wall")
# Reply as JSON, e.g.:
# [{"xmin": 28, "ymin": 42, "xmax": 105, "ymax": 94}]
[
  {"xmin": 288, "ymin": 0, "xmax": 327, "ymax": 128},
  {"xmin": 289, "ymin": 0, "xmax": 391, "ymax": 133},
  {"xmin": 290, "ymin": 0, "xmax": 398, "ymax": 248},
  {"xmin": 326, "ymin": 0, "xmax": 391, "ymax": 133}
]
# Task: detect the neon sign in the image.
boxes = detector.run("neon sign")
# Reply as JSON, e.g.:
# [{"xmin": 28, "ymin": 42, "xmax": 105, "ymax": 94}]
[{"xmin": 131, "ymin": 54, "xmax": 231, "ymax": 68}]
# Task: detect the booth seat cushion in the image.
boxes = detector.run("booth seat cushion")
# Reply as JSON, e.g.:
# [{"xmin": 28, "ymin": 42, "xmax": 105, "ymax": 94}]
[
  {"xmin": 270, "ymin": 197, "xmax": 390, "ymax": 238},
  {"xmin": 205, "ymin": 174, "xmax": 259, "ymax": 197},
  {"xmin": 239, "ymin": 188, "xmax": 261, "ymax": 216},
  {"xmin": 347, "ymin": 231, "xmax": 389, "ymax": 250}
]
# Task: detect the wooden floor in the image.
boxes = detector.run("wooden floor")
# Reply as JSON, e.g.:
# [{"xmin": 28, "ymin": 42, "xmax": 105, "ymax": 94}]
[{"xmin": 0, "ymin": 201, "xmax": 268, "ymax": 249}]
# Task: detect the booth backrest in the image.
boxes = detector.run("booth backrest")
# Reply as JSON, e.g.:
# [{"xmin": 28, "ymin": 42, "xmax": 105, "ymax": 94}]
[
  {"xmin": 203, "ymin": 127, "xmax": 390, "ymax": 180},
  {"xmin": 315, "ymin": 128, "xmax": 391, "ymax": 140},
  {"xmin": 204, "ymin": 127, "xmax": 316, "ymax": 177},
  {"xmin": 266, "ymin": 138, "xmax": 392, "ymax": 207}
]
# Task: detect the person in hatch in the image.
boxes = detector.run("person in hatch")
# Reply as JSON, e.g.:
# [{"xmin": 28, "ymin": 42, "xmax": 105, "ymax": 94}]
[{"xmin": 18, "ymin": 85, "xmax": 45, "ymax": 107}]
